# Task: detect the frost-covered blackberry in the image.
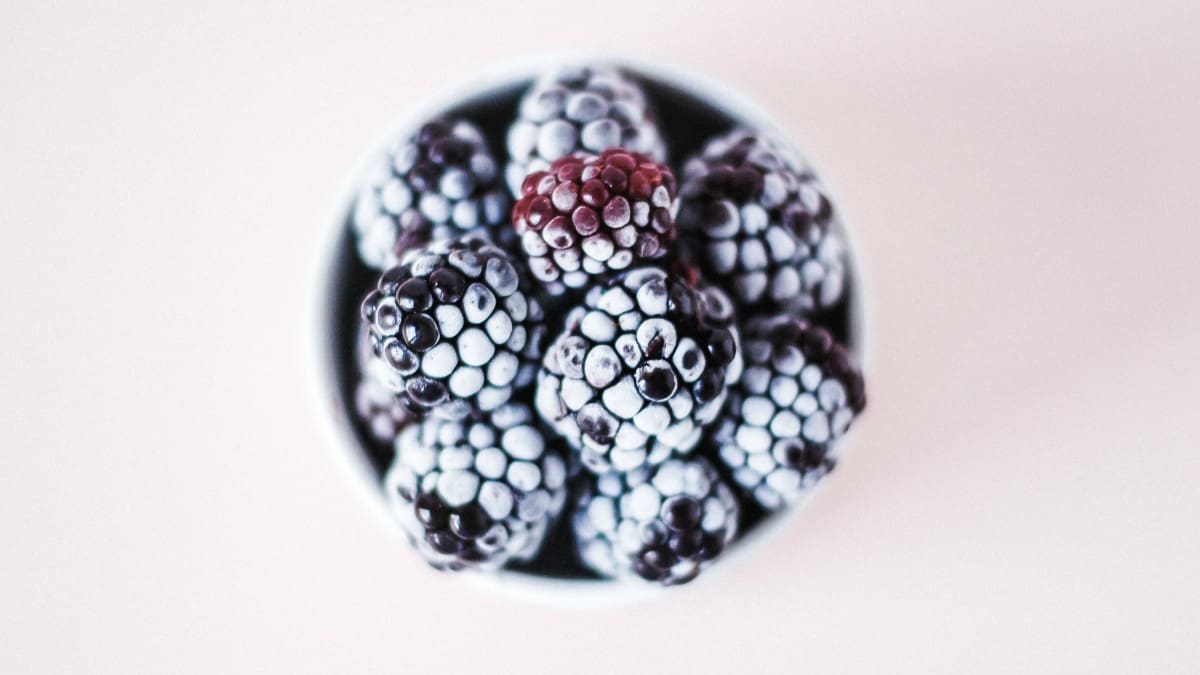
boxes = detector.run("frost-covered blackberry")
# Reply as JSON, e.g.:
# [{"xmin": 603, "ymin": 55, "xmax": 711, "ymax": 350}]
[
  {"xmin": 679, "ymin": 129, "xmax": 847, "ymax": 311},
  {"xmin": 713, "ymin": 315, "xmax": 865, "ymax": 509},
  {"xmin": 384, "ymin": 403, "xmax": 568, "ymax": 570},
  {"xmin": 353, "ymin": 377, "xmax": 413, "ymax": 443},
  {"xmin": 360, "ymin": 237, "xmax": 545, "ymax": 420},
  {"xmin": 351, "ymin": 324, "xmax": 413, "ymax": 442},
  {"xmin": 535, "ymin": 267, "xmax": 742, "ymax": 474},
  {"xmin": 505, "ymin": 66, "xmax": 665, "ymax": 197},
  {"xmin": 573, "ymin": 457, "xmax": 738, "ymax": 585},
  {"xmin": 353, "ymin": 118, "xmax": 509, "ymax": 269},
  {"xmin": 512, "ymin": 149, "xmax": 678, "ymax": 294}
]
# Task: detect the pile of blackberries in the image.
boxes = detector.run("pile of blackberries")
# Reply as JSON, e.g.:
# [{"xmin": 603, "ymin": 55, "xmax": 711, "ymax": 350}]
[{"xmin": 346, "ymin": 65, "xmax": 866, "ymax": 586}]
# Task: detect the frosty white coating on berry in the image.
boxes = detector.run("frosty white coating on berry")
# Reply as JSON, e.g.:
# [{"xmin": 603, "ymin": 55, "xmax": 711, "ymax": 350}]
[
  {"xmin": 535, "ymin": 267, "xmax": 742, "ymax": 474},
  {"xmin": 384, "ymin": 403, "xmax": 568, "ymax": 571},
  {"xmin": 713, "ymin": 315, "xmax": 866, "ymax": 510},
  {"xmin": 511, "ymin": 149, "xmax": 679, "ymax": 295},
  {"xmin": 353, "ymin": 118, "xmax": 509, "ymax": 270},
  {"xmin": 505, "ymin": 65, "xmax": 666, "ymax": 198},
  {"xmin": 573, "ymin": 457, "xmax": 739, "ymax": 585},
  {"xmin": 359, "ymin": 237, "xmax": 545, "ymax": 420},
  {"xmin": 679, "ymin": 129, "xmax": 847, "ymax": 311}
]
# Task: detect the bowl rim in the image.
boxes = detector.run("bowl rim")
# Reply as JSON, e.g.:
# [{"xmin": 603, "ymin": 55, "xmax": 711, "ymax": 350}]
[{"xmin": 305, "ymin": 52, "xmax": 870, "ymax": 607}]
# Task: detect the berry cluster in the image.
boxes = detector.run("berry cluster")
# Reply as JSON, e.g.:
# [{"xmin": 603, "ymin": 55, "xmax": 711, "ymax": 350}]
[
  {"xmin": 506, "ymin": 66, "xmax": 665, "ymax": 197},
  {"xmin": 385, "ymin": 404, "xmax": 567, "ymax": 570},
  {"xmin": 573, "ymin": 458, "xmax": 739, "ymax": 585},
  {"xmin": 713, "ymin": 316, "xmax": 866, "ymax": 509},
  {"xmin": 512, "ymin": 149, "xmax": 678, "ymax": 294},
  {"xmin": 354, "ymin": 119, "xmax": 509, "ymax": 270},
  {"xmin": 535, "ymin": 267, "xmax": 741, "ymax": 474},
  {"xmin": 359, "ymin": 237, "xmax": 545, "ymax": 421},
  {"xmin": 343, "ymin": 65, "xmax": 866, "ymax": 587},
  {"xmin": 679, "ymin": 129, "xmax": 847, "ymax": 312}
]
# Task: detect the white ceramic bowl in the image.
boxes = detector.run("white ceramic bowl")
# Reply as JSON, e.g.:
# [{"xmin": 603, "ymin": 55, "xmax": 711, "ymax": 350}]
[{"xmin": 309, "ymin": 56, "xmax": 867, "ymax": 607}]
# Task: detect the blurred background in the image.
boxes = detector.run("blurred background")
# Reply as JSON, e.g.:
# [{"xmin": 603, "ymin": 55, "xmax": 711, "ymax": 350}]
[{"xmin": 2, "ymin": 1, "xmax": 1198, "ymax": 673}]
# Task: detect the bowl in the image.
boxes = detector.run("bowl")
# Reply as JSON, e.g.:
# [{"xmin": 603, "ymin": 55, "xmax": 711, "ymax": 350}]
[{"xmin": 310, "ymin": 57, "xmax": 866, "ymax": 606}]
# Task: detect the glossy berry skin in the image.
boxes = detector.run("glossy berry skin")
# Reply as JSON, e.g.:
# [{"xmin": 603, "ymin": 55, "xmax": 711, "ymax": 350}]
[
  {"xmin": 384, "ymin": 403, "xmax": 568, "ymax": 571},
  {"xmin": 535, "ymin": 267, "xmax": 743, "ymax": 474},
  {"xmin": 512, "ymin": 149, "xmax": 678, "ymax": 294},
  {"xmin": 573, "ymin": 457, "xmax": 739, "ymax": 585},
  {"xmin": 713, "ymin": 315, "xmax": 865, "ymax": 510},
  {"xmin": 679, "ymin": 129, "xmax": 847, "ymax": 312},
  {"xmin": 360, "ymin": 237, "xmax": 545, "ymax": 420},
  {"xmin": 353, "ymin": 118, "xmax": 509, "ymax": 270},
  {"xmin": 505, "ymin": 66, "xmax": 665, "ymax": 198}
]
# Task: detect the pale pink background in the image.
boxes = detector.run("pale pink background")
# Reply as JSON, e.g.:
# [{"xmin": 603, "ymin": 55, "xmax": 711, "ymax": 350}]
[{"xmin": 2, "ymin": 1, "xmax": 1198, "ymax": 673}]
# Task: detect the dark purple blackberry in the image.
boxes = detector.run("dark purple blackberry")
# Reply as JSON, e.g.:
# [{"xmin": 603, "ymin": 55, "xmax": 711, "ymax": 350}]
[
  {"xmin": 359, "ymin": 237, "xmax": 545, "ymax": 420},
  {"xmin": 573, "ymin": 457, "xmax": 738, "ymax": 585},
  {"xmin": 351, "ymin": 323, "xmax": 414, "ymax": 442},
  {"xmin": 353, "ymin": 377, "xmax": 413, "ymax": 443},
  {"xmin": 511, "ymin": 149, "xmax": 678, "ymax": 295},
  {"xmin": 353, "ymin": 118, "xmax": 509, "ymax": 269},
  {"xmin": 384, "ymin": 403, "xmax": 568, "ymax": 570},
  {"xmin": 505, "ymin": 66, "xmax": 665, "ymax": 198},
  {"xmin": 713, "ymin": 315, "xmax": 865, "ymax": 509},
  {"xmin": 535, "ymin": 267, "xmax": 743, "ymax": 474},
  {"xmin": 679, "ymin": 129, "xmax": 847, "ymax": 312}
]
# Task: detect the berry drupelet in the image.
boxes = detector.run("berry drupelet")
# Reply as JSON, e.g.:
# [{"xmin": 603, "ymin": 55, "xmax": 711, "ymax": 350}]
[
  {"xmin": 384, "ymin": 403, "xmax": 568, "ymax": 570},
  {"xmin": 573, "ymin": 457, "xmax": 739, "ymax": 585},
  {"xmin": 505, "ymin": 66, "xmax": 665, "ymax": 197},
  {"xmin": 360, "ymin": 237, "xmax": 546, "ymax": 420},
  {"xmin": 353, "ymin": 118, "xmax": 509, "ymax": 269},
  {"xmin": 512, "ymin": 149, "xmax": 678, "ymax": 294},
  {"xmin": 535, "ymin": 267, "xmax": 742, "ymax": 474},
  {"xmin": 678, "ymin": 129, "xmax": 847, "ymax": 312},
  {"xmin": 712, "ymin": 315, "xmax": 865, "ymax": 509}
]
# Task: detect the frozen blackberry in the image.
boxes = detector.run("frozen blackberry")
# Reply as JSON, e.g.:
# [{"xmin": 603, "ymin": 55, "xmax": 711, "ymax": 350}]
[
  {"xmin": 505, "ymin": 66, "xmax": 665, "ymax": 197},
  {"xmin": 679, "ymin": 129, "xmax": 847, "ymax": 312},
  {"xmin": 535, "ymin": 267, "xmax": 742, "ymax": 474},
  {"xmin": 353, "ymin": 377, "xmax": 413, "ymax": 443},
  {"xmin": 511, "ymin": 149, "xmax": 678, "ymax": 294},
  {"xmin": 353, "ymin": 118, "xmax": 509, "ymax": 269},
  {"xmin": 351, "ymin": 323, "xmax": 414, "ymax": 442},
  {"xmin": 384, "ymin": 403, "xmax": 568, "ymax": 570},
  {"xmin": 713, "ymin": 315, "xmax": 865, "ymax": 509},
  {"xmin": 359, "ymin": 237, "xmax": 545, "ymax": 420},
  {"xmin": 573, "ymin": 457, "xmax": 738, "ymax": 585}
]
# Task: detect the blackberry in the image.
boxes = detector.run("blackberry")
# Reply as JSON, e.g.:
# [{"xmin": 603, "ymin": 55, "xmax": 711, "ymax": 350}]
[
  {"xmin": 535, "ymin": 267, "xmax": 742, "ymax": 474},
  {"xmin": 505, "ymin": 66, "xmax": 665, "ymax": 197},
  {"xmin": 351, "ymin": 324, "xmax": 413, "ymax": 442},
  {"xmin": 678, "ymin": 129, "xmax": 847, "ymax": 312},
  {"xmin": 511, "ymin": 149, "xmax": 678, "ymax": 294},
  {"xmin": 384, "ymin": 403, "xmax": 568, "ymax": 570},
  {"xmin": 573, "ymin": 457, "xmax": 738, "ymax": 585},
  {"xmin": 353, "ymin": 118, "xmax": 509, "ymax": 269},
  {"xmin": 713, "ymin": 315, "xmax": 865, "ymax": 509},
  {"xmin": 359, "ymin": 237, "xmax": 545, "ymax": 420},
  {"xmin": 354, "ymin": 377, "xmax": 413, "ymax": 443}
]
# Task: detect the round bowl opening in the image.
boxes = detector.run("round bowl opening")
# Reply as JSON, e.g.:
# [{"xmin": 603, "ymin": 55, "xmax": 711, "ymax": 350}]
[{"xmin": 313, "ymin": 60, "xmax": 865, "ymax": 602}]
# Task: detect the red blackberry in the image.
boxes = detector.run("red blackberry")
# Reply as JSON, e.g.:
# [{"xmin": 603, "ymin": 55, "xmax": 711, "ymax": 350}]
[
  {"xmin": 535, "ymin": 267, "xmax": 742, "ymax": 474},
  {"xmin": 505, "ymin": 66, "xmax": 665, "ymax": 197},
  {"xmin": 713, "ymin": 315, "xmax": 865, "ymax": 509},
  {"xmin": 353, "ymin": 118, "xmax": 509, "ymax": 269},
  {"xmin": 679, "ymin": 129, "xmax": 847, "ymax": 312},
  {"xmin": 572, "ymin": 457, "xmax": 739, "ymax": 585},
  {"xmin": 384, "ymin": 403, "xmax": 568, "ymax": 570},
  {"xmin": 511, "ymin": 149, "xmax": 678, "ymax": 294},
  {"xmin": 359, "ymin": 237, "xmax": 545, "ymax": 420}
]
